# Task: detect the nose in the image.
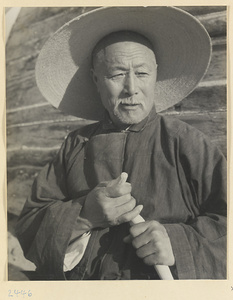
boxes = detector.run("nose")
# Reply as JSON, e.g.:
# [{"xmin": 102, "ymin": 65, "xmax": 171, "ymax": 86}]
[{"xmin": 124, "ymin": 73, "xmax": 138, "ymax": 96}]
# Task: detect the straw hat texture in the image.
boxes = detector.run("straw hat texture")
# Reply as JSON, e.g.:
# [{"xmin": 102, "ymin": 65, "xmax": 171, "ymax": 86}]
[{"xmin": 36, "ymin": 6, "xmax": 211, "ymax": 120}]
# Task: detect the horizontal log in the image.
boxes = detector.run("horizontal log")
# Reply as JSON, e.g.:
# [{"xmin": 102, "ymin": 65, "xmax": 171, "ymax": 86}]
[
  {"xmin": 196, "ymin": 11, "xmax": 226, "ymax": 37},
  {"xmin": 7, "ymin": 165, "xmax": 42, "ymax": 182},
  {"xmin": 177, "ymin": 6, "xmax": 226, "ymax": 15},
  {"xmin": 203, "ymin": 48, "xmax": 226, "ymax": 81},
  {"xmin": 7, "ymin": 104, "xmax": 69, "ymax": 125},
  {"xmin": 8, "ymin": 148, "xmax": 59, "ymax": 169},
  {"xmin": 167, "ymin": 84, "xmax": 226, "ymax": 114},
  {"xmin": 6, "ymin": 82, "xmax": 46, "ymax": 111},
  {"xmin": 7, "ymin": 119, "xmax": 94, "ymax": 149},
  {"xmin": 178, "ymin": 112, "xmax": 226, "ymax": 136}
]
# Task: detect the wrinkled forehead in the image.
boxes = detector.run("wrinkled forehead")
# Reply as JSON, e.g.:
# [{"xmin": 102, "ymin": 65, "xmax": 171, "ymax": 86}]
[{"xmin": 91, "ymin": 30, "xmax": 156, "ymax": 68}]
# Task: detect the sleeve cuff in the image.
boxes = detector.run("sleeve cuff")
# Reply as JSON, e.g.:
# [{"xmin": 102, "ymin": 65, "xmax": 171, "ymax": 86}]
[
  {"xmin": 64, "ymin": 232, "xmax": 91, "ymax": 272},
  {"xmin": 164, "ymin": 223, "xmax": 197, "ymax": 279},
  {"xmin": 69, "ymin": 196, "xmax": 92, "ymax": 242}
]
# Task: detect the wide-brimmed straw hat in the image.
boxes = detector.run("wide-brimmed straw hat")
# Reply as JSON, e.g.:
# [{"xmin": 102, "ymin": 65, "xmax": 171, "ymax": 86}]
[{"xmin": 35, "ymin": 6, "xmax": 211, "ymax": 120}]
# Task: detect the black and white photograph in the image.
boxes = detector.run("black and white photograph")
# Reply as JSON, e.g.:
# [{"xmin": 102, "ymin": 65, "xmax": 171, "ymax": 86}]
[{"xmin": 3, "ymin": 4, "xmax": 230, "ymax": 297}]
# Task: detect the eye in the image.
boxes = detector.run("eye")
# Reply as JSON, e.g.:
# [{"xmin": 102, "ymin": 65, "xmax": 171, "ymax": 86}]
[
  {"xmin": 110, "ymin": 73, "xmax": 125, "ymax": 80},
  {"xmin": 135, "ymin": 72, "xmax": 149, "ymax": 77}
]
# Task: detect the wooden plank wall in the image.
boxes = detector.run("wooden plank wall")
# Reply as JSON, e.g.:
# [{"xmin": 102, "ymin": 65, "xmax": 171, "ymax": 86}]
[{"xmin": 6, "ymin": 6, "xmax": 226, "ymax": 276}]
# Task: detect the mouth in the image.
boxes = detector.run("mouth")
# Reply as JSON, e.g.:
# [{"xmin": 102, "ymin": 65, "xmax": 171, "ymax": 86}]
[
  {"xmin": 121, "ymin": 103, "xmax": 139, "ymax": 106},
  {"xmin": 120, "ymin": 99, "xmax": 141, "ymax": 110},
  {"xmin": 120, "ymin": 103, "xmax": 140, "ymax": 110}
]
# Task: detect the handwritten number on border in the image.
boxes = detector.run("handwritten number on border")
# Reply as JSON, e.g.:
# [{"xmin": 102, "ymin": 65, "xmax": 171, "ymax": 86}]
[{"xmin": 8, "ymin": 290, "xmax": 32, "ymax": 298}]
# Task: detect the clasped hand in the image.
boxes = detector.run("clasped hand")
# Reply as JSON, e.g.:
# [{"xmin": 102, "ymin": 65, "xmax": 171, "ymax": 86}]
[
  {"xmin": 124, "ymin": 220, "xmax": 175, "ymax": 266},
  {"xmin": 80, "ymin": 174, "xmax": 143, "ymax": 229}
]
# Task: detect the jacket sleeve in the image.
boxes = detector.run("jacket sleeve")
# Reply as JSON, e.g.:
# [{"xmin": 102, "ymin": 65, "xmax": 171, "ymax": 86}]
[
  {"xmin": 16, "ymin": 133, "xmax": 91, "ymax": 280},
  {"xmin": 164, "ymin": 126, "xmax": 227, "ymax": 279}
]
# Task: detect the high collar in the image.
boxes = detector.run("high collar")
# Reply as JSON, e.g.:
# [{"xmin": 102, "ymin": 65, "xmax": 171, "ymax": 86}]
[{"xmin": 101, "ymin": 107, "xmax": 158, "ymax": 133}]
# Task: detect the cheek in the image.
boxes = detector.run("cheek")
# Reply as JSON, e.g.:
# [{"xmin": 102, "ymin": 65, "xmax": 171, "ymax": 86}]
[
  {"xmin": 102, "ymin": 81, "xmax": 123, "ymax": 101},
  {"xmin": 99, "ymin": 83, "xmax": 122, "ymax": 109},
  {"xmin": 144, "ymin": 81, "xmax": 156, "ymax": 97}
]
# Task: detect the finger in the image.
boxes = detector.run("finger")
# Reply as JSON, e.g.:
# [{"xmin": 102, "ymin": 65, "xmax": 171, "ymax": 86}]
[
  {"xmin": 143, "ymin": 254, "xmax": 160, "ymax": 266},
  {"xmin": 142, "ymin": 251, "xmax": 173, "ymax": 266},
  {"xmin": 123, "ymin": 234, "xmax": 133, "ymax": 244},
  {"xmin": 113, "ymin": 193, "xmax": 133, "ymax": 207},
  {"xmin": 107, "ymin": 172, "xmax": 128, "ymax": 187},
  {"xmin": 130, "ymin": 220, "xmax": 161, "ymax": 238},
  {"xmin": 135, "ymin": 242, "xmax": 156, "ymax": 259},
  {"xmin": 114, "ymin": 197, "xmax": 136, "ymax": 217},
  {"xmin": 129, "ymin": 222, "xmax": 150, "ymax": 238},
  {"xmin": 131, "ymin": 231, "xmax": 152, "ymax": 249},
  {"xmin": 117, "ymin": 204, "xmax": 143, "ymax": 224},
  {"xmin": 106, "ymin": 173, "xmax": 132, "ymax": 197},
  {"xmin": 97, "ymin": 181, "xmax": 109, "ymax": 187},
  {"xmin": 106, "ymin": 182, "xmax": 132, "ymax": 197},
  {"xmin": 97, "ymin": 173, "xmax": 129, "ymax": 191}
]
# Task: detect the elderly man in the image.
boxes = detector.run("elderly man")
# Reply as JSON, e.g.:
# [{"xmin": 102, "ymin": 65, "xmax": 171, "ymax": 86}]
[{"xmin": 16, "ymin": 7, "xmax": 226, "ymax": 280}]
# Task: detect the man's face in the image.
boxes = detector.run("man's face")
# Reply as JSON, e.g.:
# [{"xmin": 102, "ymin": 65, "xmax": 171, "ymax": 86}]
[{"xmin": 92, "ymin": 40, "xmax": 157, "ymax": 126}]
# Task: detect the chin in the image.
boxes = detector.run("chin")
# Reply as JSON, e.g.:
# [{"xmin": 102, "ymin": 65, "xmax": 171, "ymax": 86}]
[{"xmin": 114, "ymin": 111, "xmax": 147, "ymax": 126}]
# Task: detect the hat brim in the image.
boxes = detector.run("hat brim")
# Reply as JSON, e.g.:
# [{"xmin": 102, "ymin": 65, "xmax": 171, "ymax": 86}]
[{"xmin": 35, "ymin": 6, "xmax": 211, "ymax": 120}]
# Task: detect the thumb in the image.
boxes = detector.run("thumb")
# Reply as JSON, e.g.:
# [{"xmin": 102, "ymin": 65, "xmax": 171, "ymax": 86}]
[
  {"xmin": 107, "ymin": 172, "xmax": 128, "ymax": 187},
  {"xmin": 105, "ymin": 172, "xmax": 131, "ymax": 197}
]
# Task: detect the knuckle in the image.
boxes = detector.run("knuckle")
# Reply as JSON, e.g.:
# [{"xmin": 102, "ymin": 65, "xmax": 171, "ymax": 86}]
[
  {"xmin": 118, "ymin": 183, "xmax": 132, "ymax": 194},
  {"xmin": 143, "ymin": 256, "xmax": 154, "ymax": 266},
  {"xmin": 126, "ymin": 200, "xmax": 136, "ymax": 211},
  {"xmin": 130, "ymin": 197, "xmax": 136, "ymax": 206},
  {"xmin": 116, "ymin": 184, "xmax": 126, "ymax": 194},
  {"xmin": 147, "ymin": 220, "xmax": 158, "ymax": 229},
  {"xmin": 132, "ymin": 239, "xmax": 139, "ymax": 249},
  {"xmin": 143, "ymin": 256, "xmax": 149, "ymax": 265},
  {"xmin": 136, "ymin": 248, "xmax": 144, "ymax": 258},
  {"xmin": 159, "ymin": 252, "xmax": 167, "ymax": 262},
  {"xmin": 115, "ymin": 185, "xmax": 123, "ymax": 194},
  {"xmin": 98, "ymin": 181, "xmax": 108, "ymax": 187},
  {"xmin": 118, "ymin": 215, "xmax": 128, "ymax": 224},
  {"xmin": 154, "ymin": 240, "xmax": 162, "ymax": 249},
  {"xmin": 96, "ymin": 189, "xmax": 105, "ymax": 201},
  {"xmin": 124, "ymin": 182, "xmax": 132, "ymax": 192},
  {"xmin": 129, "ymin": 226, "xmax": 137, "ymax": 237},
  {"xmin": 113, "ymin": 218, "xmax": 120, "ymax": 226},
  {"xmin": 151, "ymin": 230, "xmax": 160, "ymax": 241},
  {"xmin": 125, "ymin": 193, "xmax": 132, "ymax": 202},
  {"xmin": 102, "ymin": 205, "xmax": 109, "ymax": 215},
  {"xmin": 151, "ymin": 239, "xmax": 158, "ymax": 249}
]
